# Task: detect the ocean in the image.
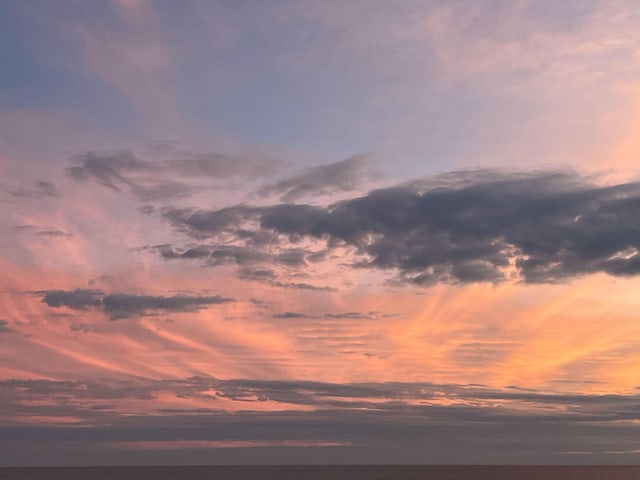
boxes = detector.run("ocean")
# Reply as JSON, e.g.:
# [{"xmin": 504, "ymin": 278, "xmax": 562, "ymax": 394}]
[{"xmin": 0, "ymin": 465, "xmax": 639, "ymax": 480}]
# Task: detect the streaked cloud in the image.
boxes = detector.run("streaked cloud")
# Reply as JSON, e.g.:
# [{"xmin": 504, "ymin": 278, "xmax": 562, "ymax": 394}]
[
  {"xmin": 6, "ymin": 180, "xmax": 60, "ymax": 199},
  {"xmin": 39, "ymin": 289, "xmax": 234, "ymax": 320},
  {"xmin": 66, "ymin": 149, "xmax": 279, "ymax": 201},
  {"xmin": 2, "ymin": 376, "xmax": 640, "ymax": 464},
  {"xmin": 259, "ymin": 154, "xmax": 379, "ymax": 201}
]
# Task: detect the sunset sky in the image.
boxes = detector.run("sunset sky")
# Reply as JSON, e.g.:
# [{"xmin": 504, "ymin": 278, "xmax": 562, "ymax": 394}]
[{"xmin": 2, "ymin": 0, "xmax": 640, "ymax": 466}]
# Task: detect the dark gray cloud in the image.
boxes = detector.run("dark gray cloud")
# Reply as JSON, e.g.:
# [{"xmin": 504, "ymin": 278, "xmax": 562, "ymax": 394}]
[
  {"xmin": 277, "ymin": 248, "xmax": 308, "ymax": 266},
  {"xmin": 259, "ymin": 154, "xmax": 377, "ymax": 201},
  {"xmin": 40, "ymin": 289, "xmax": 103, "ymax": 310},
  {"xmin": 272, "ymin": 281, "xmax": 338, "ymax": 292},
  {"xmin": 237, "ymin": 267, "xmax": 277, "ymax": 282},
  {"xmin": 152, "ymin": 240, "xmax": 335, "ymax": 290},
  {"xmin": 208, "ymin": 246, "xmax": 268, "ymax": 266},
  {"xmin": 38, "ymin": 289, "xmax": 233, "ymax": 320},
  {"xmin": 156, "ymin": 244, "xmax": 212, "ymax": 260},
  {"xmin": 155, "ymin": 244, "xmax": 310, "ymax": 268},
  {"xmin": 152, "ymin": 242, "xmax": 334, "ymax": 291},
  {"xmin": 161, "ymin": 170, "xmax": 640, "ymax": 284},
  {"xmin": 0, "ymin": 319, "xmax": 12, "ymax": 333},
  {"xmin": 273, "ymin": 312, "xmax": 311, "ymax": 319},
  {"xmin": 102, "ymin": 293, "xmax": 234, "ymax": 320},
  {"xmin": 162, "ymin": 205, "xmax": 260, "ymax": 238}
]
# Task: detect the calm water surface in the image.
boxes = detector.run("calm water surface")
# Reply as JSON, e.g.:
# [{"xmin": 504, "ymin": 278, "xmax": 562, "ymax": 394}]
[{"xmin": 1, "ymin": 466, "xmax": 639, "ymax": 480}]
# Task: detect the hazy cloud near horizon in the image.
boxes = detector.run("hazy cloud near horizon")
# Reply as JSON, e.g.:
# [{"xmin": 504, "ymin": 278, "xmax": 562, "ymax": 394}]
[{"xmin": 2, "ymin": 376, "xmax": 640, "ymax": 465}]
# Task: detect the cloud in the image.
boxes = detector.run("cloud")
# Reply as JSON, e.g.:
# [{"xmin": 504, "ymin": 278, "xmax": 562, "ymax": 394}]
[
  {"xmin": 273, "ymin": 311, "xmax": 376, "ymax": 320},
  {"xmin": 169, "ymin": 152, "xmax": 275, "ymax": 179},
  {"xmin": 40, "ymin": 289, "xmax": 103, "ymax": 310},
  {"xmin": 259, "ymin": 154, "xmax": 377, "ymax": 201},
  {"xmin": 12, "ymin": 225, "xmax": 72, "ymax": 238},
  {"xmin": 66, "ymin": 149, "xmax": 279, "ymax": 202},
  {"xmin": 208, "ymin": 246, "xmax": 268, "ymax": 267},
  {"xmin": 273, "ymin": 312, "xmax": 311, "ymax": 319},
  {"xmin": 0, "ymin": 319, "xmax": 13, "ymax": 333},
  {"xmin": 162, "ymin": 205, "xmax": 261, "ymax": 238},
  {"xmin": 155, "ymin": 244, "xmax": 268, "ymax": 265},
  {"xmin": 161, "ymin": 169, "xmax": 640, "ymax": 285},
  {"xmin": 323, "ymin": 312, "xmax": 377, "ymax": 320},
  {"xmin": 0, "ymin": 378, "xmax": 155, "ymax": 405},
  {"xmin": 38, "ymin": 289, "xmax": 233, "ymax": 320},
  {"xmin": 237, "ymin": 267, "xmax": 277, "ymax": 282},
  {"xmin": 2, "ymin": 376, "xmax": 640, "ymax": 464},
  {"xmin": 66, "ymin": 151, "xmax": 150, "ymax": 190},
  {"xmin": 7, "ymin": 180, "xmax": 60, "ymax": 199},
  {"xmin": 102, "ymin": 293, "xmax": 233, "ymax": 320},
  {"xmin": 4, "ymin": 376, "xmax": 640, "ymax": 420},
  {"xmin": 152, "ymin": 242, "xmax": 334, "ymax": 291},
  {"xmin": 35, "ymin": 229, "xmax": 72, "ymax": 238},
  {"xmin": 155, "ymin": 243, "xmax": 311, "ymax": 268},
  {"xmin": 271, "ymin": 281, "xmax": 337, "ymax": 292},
  {"xmin": 66, "ymin": 151, "xmax": 196, "ymax": 201}
]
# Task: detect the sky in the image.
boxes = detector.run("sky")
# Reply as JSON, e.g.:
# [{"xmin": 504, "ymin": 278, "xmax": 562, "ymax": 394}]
[{"xmin": 1, "ymin": 0, "xmax": 640, "ymax": 466}]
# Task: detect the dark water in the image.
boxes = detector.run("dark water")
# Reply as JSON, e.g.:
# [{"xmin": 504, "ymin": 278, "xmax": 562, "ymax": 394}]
[{"xmin": 1, "ymin": 466, "xmax": 639, "ymax": 480}]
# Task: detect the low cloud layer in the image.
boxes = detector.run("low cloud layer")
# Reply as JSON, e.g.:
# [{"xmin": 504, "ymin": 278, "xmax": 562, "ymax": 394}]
[
  {"xmin": 161, "ymin": 170, "xmax": 640, "ymax": 285},
  {"xmin": 2, "ymin": 376, "xmax": 640, "ymax": 464},
  {"xmin": 39, "ymin": 289, "xmax": 233, "ymax": 320},
  {"xmin": 4, "ymin": 376, "xmax": 640, "ymax": 418}
]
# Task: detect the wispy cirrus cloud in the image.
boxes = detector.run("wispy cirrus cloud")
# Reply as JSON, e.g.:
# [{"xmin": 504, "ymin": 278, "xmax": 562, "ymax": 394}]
[
  {"xmin": 66, "ymin": 149, "xmax": 279, "ymax": 201},
  {"xmin": 259, "ymin": 154, "xmax": 379, "ymax": 201},
  {"xmin": 11, "ymin": 225, "xmax": 72, "ymax": 239},
  {"xmin": 6, "ymin": 180, "xmax": 60, "ymax": 199}
]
